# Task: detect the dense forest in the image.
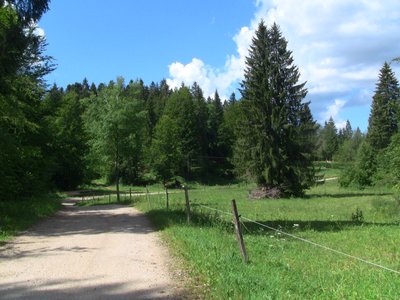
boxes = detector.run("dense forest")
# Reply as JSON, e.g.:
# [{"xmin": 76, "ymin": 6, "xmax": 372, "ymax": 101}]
[{"xmin": 1, "ymin": 1, "xmax": 400, "ymax": 201}]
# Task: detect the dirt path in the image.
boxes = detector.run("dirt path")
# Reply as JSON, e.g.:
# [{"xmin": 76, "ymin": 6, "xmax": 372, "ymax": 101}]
[{"xmin": 0, "ymin": 199, "xmax": 183, "ymax": 299}]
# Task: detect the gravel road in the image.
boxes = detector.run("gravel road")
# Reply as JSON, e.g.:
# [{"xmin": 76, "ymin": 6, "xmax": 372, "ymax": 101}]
[{"xmin": 0, "ymin": 199, "xmax": 183, "ymax": 299}]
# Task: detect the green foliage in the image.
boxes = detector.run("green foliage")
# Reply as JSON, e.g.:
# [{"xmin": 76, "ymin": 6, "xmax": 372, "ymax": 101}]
[
  {"xmin": 190, "ymin": 82, "xmax": 209, "ymax": 173},
  {"xmin": 341, "ymin": 63, "xmax": 399, "ymax": 189},
  {"xmin": 151, "ymin": 85, "xmax": 203, "ymax": 181},
  {"xmin": 235, "ymin": 21, "xmax": 316, "ymax": 196},
  {"xmin": 318, "ymin": 117, "xmax": 338, "ymax": 161},
  {"xmin": 336, "ymin": 120, "xmax": 353, "ymax": 147},
  {"xmin": 375, "ymin": 133, "xmax": 400, "ymax": 187},
  {"xmin": 334, "ymin": 127, "xmax": 364, "ymax": 163},
  {"xmin": 3, "ymin": 0, "xmax": 50, "ymax": 24},
  {"xmin": 367, "ymin": 62, "xmax": 399, "ymax": 152},
  {"xmin": 351, "ymin": 208, "xmax": 364, "ymax": 222},
  {"xmin": 41, "ymin": 87, "xmax": 89, "ymax": 189},
  {"xmin": 151, "ymin": 115, "xmax": 184, "ymax": 182},
  {"xmin": 207, "ymin": 90, "xmax": 224, "ymax": 157},
  {"xmin": 0, "ymin": 1, "xmax": 54, "ymax": 200},
  {"xmin": 217, "ymin": 94, "xmax": 242, "ymax": 176},
  {"xmin": 340, "ymin": 142, "xmax": 377, "ymax": 188},
  {"xmin": 84, "ymin": 78, "xmax": 147, "ymax": 187},
  {"xmin": 0, "ymin": 193, "xmax": 61, "ymax": 241}
]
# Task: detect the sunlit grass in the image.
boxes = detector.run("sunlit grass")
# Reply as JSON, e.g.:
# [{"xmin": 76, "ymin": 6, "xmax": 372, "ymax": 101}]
[
  {"xmin": 75, "ymin": 166, "xmax": 400, "ymax": 298},
  {"xmin": 131, "ymin": 180, "xmax": 400, "ymax": 299}
]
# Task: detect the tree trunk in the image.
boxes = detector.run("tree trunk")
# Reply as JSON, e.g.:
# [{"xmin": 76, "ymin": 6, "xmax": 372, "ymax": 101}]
[{"xmin": 115, "ymin": 149, "xmax": 120, "ymax": 203}]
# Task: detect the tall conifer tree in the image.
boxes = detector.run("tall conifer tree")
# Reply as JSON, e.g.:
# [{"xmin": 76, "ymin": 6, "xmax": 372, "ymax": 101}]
[
  {"xmin": 235, "ymin": 21, "xmax": 315, "ymax": 196},
  {"xmin": 0, "ymin": 0, "xmax": 54, "ymax": 199},
  {"xmin": 367, "ymin": 62, "xmax": 399, "ymax": 151},
  {"xmin": 319, "ymin": 117, "xmax": 338, "ymax": 161},
  {"xmin": 208, "ymin": 90, "xmax": 224, "ymax": 157}
]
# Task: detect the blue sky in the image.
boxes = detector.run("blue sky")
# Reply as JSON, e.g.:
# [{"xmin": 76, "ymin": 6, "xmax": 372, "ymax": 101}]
[{"xmin": 39, "ymin": 0, "xmax": 400, "ymax": 132}]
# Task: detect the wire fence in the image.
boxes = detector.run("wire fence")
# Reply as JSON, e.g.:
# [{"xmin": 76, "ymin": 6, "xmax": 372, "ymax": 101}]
[
  {"xmin": 78, "ymin": 186, "xmax": 400, "ymax": 275},
  {"xmin": 195, "ymin": 203, "xmax": 400, "ymax": 275}
]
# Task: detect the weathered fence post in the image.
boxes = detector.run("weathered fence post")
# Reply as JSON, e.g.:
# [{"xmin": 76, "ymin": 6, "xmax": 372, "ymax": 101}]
[
  {"xmin": 165, "ymin": 187, "xmax": 169, "ymax": 209},
  {"xmin": 109, "ymin": 194, "xmax": 111, "ymax": 204},
  {"xmin": 231, "ymin": 199, "xmax": 249, "ymax": 264},
  {"xmin": 183, "ymin": 185, "xmax": 191, "ymax": 224},
  {"xmin": 129, "ymin": 188, "xmax": 132, "ymax": 201},
  {"xmin": 146, "ymin": 187, "xmax": 150, "ymax": 208}
]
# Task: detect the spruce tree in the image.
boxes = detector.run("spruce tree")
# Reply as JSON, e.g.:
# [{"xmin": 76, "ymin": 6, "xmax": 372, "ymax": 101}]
[
  {"xmin": 319, "ymin": 117, "xmax": 338, "ymax": 161},
  {"xmin": 46, "ymin": 89, "xmax": 88, "ymax": 189},
  {"xmin": 151, "ymin": 85, "xmax": 201, "ymax": 180},
  {"xmin": 208, "ymin": 90, "xmax": 224, "ymax": 157},
  {"xmin": 335, "ymin": 127, "xmax": 364, "ymax": 163},
  {"xmin": 235, "ymin": 21, "xmax": 315, "ymax": 196},
  {"xmin": 343, "ymin": 120, "xmax": 353, "ymax": 140},
  {"xmin": 228, "ymin": 92, "xmax": 237, "ymax": 105},
  {"xmin": 190, "ymin": 82, "xmax": 208, "ymax": 171},
  {"xmin": 367, "ymin": 62, "xmax": 399, "ymax": 151},
  {"xmin": 0, "ymin": 1, "xmax": 54, "ymax": 199}
]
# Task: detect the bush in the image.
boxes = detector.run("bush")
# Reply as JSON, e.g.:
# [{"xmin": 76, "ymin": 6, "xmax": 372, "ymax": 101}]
[
  {"xmin": 339, "ymin": 142, "xmax": 376, "ymax": 189},
  {"xmin": 375, "ymin": 134, "xmax": 400, "ymax": 187}
]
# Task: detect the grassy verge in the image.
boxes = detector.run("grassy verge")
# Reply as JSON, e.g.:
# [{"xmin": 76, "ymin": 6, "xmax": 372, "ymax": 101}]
[
  {"xmin": 0, "ymin": 193, "xmax": 62, "ymax": 242},
  {"xmin": 131, "ymin": 181, "xmax": 400, "ymax": 299}
]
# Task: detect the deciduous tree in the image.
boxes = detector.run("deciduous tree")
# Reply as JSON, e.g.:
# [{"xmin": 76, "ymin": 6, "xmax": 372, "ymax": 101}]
[{"xmin": 84, "ymin": 78, "xmax": 146, "ymax": 200}]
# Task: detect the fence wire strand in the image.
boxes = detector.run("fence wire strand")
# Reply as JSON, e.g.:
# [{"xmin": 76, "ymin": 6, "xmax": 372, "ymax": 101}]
[{"xmin": 196, "ymin": 203, "xmax": 400, "ymax": 275}]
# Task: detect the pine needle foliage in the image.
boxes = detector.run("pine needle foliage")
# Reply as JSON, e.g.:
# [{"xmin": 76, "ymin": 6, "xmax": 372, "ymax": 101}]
[{"xmin": 235, "ymin": 21, "xmax": 316, "ymax": 197}]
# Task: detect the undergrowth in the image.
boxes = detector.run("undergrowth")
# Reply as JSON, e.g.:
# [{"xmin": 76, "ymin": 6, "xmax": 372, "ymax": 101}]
[{"xmin": 0, "ymin": 194, "xmax": 62, "ymax": 242}]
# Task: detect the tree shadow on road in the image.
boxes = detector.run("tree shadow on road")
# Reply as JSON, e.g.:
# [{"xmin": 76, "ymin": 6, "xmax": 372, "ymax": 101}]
[{"xmin": 0, "ymin": 278, "xmax": 184, "ymax": 299}]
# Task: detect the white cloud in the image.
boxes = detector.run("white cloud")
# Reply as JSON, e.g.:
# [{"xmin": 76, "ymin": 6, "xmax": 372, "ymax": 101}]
[
  {"xmin": 254, "ymin": 0, "xmax": 400, "ymax": 126},
  {"xmin": 321, "ymin": 99, "xmax": 347, "ymax": 128},
  {"xmin": 166, "ymin": 0, "xmax": 400, "ymax": 128},
  {"xmin": 166, "ymin": 58, "xmax": 215, "ymax": 97},
  {"xmin": 33, "ymin": 24, "xmax": 45, "ymax": 37},
  {"xmin": 166, "ymin": 23, "xmax": 253, "ymax": 99}
]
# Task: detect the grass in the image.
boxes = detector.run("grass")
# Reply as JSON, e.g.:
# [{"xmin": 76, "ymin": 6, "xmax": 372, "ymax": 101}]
[
  {"xmin": 0, "ymin": 193, "xmax": 62, "ymax": 242},
  {"xmin": 127, "ymin": 180, "xmax": 400, "ymax": 299},
  {"xmin": 315, "ymin": 161, "xmax": 346, "ymax": 178},
  {"xmin": 67, "ymin": 171, "xmax": 400, "ymax": 298},
  {"xmin": 6, "ymin": 166, "xmax": 399, "ymax": 297}
]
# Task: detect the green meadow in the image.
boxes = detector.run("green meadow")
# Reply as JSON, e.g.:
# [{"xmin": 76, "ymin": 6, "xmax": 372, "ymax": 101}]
[
  {"xmin": 3, "ymin": 168, "xmax": 399, "ymax": 298},
  {"xmin": 126, "ymin": 179, "xmax": 400, "ymax": 299}
]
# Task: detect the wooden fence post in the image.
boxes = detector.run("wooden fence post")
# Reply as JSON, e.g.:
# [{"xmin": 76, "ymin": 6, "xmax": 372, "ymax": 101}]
[
  {"xmin": 165, "ymin": 187, "xmax": 169, "ymax": 209},
  {"xmin": 129, "ymin": 188, "xmax": 132, "ymax": 201},
  {"xmin": 146, "ymin": 187, "xmax": 150, "ymax": 208},
  {"xmin": 231, "ymin": 199, "xmax": 249, "ymax": 264},
  {"xmin": 183, "ymin": 186, "xmax": 191, "ymax": 224}
]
